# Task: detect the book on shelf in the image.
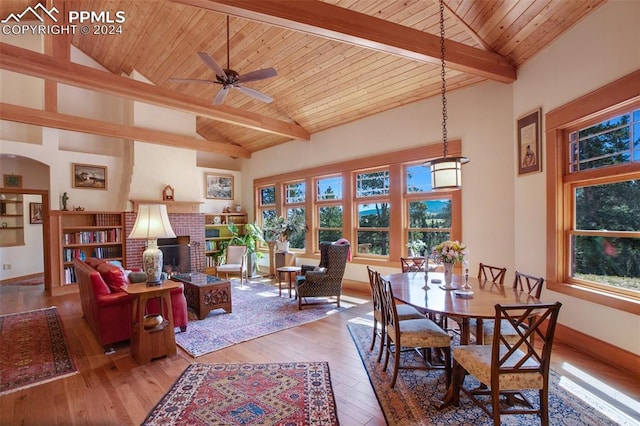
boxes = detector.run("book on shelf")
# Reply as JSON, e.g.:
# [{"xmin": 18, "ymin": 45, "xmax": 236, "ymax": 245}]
[{"xmin": 64, "ymin": 266, "xmax": 77, "ymax": 284}]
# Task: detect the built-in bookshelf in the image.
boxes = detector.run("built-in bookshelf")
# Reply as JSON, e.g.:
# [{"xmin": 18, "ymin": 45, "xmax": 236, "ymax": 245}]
[
  {"xmin": 0, "ymin": 193, "xmax": 24, "ymax": 247},
  {"xmin": 49, "ymin": 211, "xmax": 125, "ymax": 295},
  {"xmin": 203, "ymin": 213, "xmax": 247, "ymax": 274}
]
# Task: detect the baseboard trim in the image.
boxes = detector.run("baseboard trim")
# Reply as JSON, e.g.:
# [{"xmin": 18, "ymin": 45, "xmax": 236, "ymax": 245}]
[
  {"xmin": 0, "ymin": 272, "xmax": 43, "ymax": 284},
  {"xmin": 553, "ymin": 322, "xmax": 639, "ymax": 377}
]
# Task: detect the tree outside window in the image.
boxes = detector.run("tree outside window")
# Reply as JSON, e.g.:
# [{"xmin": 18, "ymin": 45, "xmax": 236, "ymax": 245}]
[{"xmin": 407, "ymin": 198, "xmax": 452, "ymax": 257}]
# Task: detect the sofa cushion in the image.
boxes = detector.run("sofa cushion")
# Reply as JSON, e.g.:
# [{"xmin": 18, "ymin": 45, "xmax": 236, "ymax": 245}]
[
  {"xmin": 90, "ymin": 272, "xmax": 111, "ymax": 297},
  {"xmin": 96, "ymin": 262, "xmax": 129, "ymax": 292},
  {"xmin": 86, "ymin": 257, "xmax": 108, "ymax": 268}
]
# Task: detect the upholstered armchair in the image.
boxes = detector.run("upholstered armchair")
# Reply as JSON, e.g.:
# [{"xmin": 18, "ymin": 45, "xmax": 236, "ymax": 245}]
[
  {"xmin": 295, "ymin": 243, "xmax": 350, "ymax": 310},
  {"xmin": 299, "ymin": 241, "xmax": 332, "ymax": 275}
]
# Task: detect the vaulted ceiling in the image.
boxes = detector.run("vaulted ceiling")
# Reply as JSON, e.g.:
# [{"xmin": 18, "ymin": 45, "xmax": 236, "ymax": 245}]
[{"xmin": 1, "ymin": 0, "xmax": 606, "ymax": 157}]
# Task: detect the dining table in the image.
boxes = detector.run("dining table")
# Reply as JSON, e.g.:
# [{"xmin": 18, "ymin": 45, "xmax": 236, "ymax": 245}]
[
  {"xmin": 384, "ymin": 270, "xmax": 544, "ymax": 345},
  {"xmin": 383, "ymin": 270, "xmax": 546, "ymax": 408}
]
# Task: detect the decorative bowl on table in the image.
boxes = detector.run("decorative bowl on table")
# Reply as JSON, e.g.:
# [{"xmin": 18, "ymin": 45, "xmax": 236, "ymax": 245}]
[{"xmin": 143, "ymin": 314, "xmax": 163, "ymax": 329}]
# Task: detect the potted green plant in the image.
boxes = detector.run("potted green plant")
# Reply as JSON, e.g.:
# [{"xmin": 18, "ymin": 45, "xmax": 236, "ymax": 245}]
[
  {"xmin": 264, "ymin": 213, "xmax": 308, "ymax": 252},
  {"xmin": 224, "ymin": 222, "xmax": 265, "ymax": 277}
]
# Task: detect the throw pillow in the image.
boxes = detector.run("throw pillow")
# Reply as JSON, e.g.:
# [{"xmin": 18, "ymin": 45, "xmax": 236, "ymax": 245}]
[
  {"xmin": 96, "ymin": 262, "xmax": 129, "ymax": 292},
  {"xmin": 128, "ymin": 271, "xmax": 147, "ymax": 283},
  {"xmin": 314, "ymin": 266, "xmax": 327, "ymax": 273}
]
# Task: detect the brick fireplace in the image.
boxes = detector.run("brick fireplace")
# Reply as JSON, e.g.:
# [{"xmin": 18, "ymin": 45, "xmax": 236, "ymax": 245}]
[{"xmin": 125, "ymin": 212, "xmax": 205, "ymax": 273}]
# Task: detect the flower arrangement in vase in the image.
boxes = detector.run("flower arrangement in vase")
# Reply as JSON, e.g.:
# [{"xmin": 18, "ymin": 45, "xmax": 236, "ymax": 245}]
[{"xmin": 431, "ymin": 240, "xmax": 467, "ymax": 288}]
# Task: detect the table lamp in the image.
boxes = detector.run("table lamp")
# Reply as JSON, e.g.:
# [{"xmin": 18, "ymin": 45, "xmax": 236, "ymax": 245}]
[{"xmin": 128, "ymin": 204, "xmax": 176, "ymax": 285}]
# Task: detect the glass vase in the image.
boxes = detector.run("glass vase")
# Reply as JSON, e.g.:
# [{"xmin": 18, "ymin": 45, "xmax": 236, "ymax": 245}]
[{"xmin": 443, "ymin": 262, "xmax": 454, "ymax": 287}]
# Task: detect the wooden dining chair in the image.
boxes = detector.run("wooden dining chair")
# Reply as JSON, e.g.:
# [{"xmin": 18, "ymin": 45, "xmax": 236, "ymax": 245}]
[
  {"xmin": 452, "ymin": 302, "xmax": 562, "ymax": 426},
  {"xmin": 514, "ymin": 271, "xmax": 545, "ymax": 299},
  {"xmin": 472, "ymin": 271, "xmax": 545, "ymax": 345},
  {"xmin": 367, "ymin": 266, "xmax": 423, "ymax": 362},
  {"xmin": 380, "ymin": 276, "xmax": 452, "ymax": 388},
  {"xmin": 447, "ymin": 262, "xmax": 507, "ymax": 333},
  {"xmin": 400, "ymin": 257, "xmax": 425, "ymax": 272},
  {"xmin": 478, "ymin": 263, "xmax": 507, "ymax": 285}
]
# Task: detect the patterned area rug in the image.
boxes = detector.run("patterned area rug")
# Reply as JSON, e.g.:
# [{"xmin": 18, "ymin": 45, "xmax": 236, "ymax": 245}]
[
  {"xmin": 175, "ymin": 279, "xmax": 354, "ymax": 357},
  {"xmin": 143, "ymin": 362, "xmax": 339, "ymax": 425},
  {"xmin": 0, "ymin": 307, "xmax": 78, "ymax": 395},
  {"xmin": 348, "ymin": 323, "xmax": 632, "ymax": 426}
]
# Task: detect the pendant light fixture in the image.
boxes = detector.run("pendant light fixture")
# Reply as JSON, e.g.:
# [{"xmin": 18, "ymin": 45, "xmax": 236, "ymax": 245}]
[{"xmin": 425, "ymin": 0, "xmax": 469, "ymax": 190}]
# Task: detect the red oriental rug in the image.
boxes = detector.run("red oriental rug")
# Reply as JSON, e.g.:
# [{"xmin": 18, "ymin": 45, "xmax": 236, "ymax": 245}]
[
  {"xmin": 0, "ymin": 307, "xmax": 78, "ymax": 395},
  {"xmin": 143, "ymin": 362, "xmax": 340, "ymax": 426}
]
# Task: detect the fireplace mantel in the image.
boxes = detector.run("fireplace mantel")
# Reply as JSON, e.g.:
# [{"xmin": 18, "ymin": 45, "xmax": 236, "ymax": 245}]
[{"xmin": 131, "ymin": 199, "xmax": 203, "ymax": 214}]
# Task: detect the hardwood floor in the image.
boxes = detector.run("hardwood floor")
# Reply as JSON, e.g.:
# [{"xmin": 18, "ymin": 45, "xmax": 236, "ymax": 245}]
[{"xmin": 1, "ymin": 280, "xmax": 638, "ymax": 425}]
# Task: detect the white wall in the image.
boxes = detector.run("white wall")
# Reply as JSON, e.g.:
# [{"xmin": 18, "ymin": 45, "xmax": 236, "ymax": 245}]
[{"xmin": 512, "ymin": 0, "xmax": 640, "ymax": 354}]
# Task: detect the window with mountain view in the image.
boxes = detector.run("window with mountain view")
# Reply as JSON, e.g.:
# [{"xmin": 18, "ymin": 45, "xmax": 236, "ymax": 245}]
[{"xmin": 355, "ymin": 169, "xmax": 390, "ymax": 256}]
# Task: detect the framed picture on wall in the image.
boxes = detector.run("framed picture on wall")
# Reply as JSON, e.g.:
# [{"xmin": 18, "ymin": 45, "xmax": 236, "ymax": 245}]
[
  {"xmin": 3, "ymin": 174, "xmax": 22, "ymax": 188},
  {"xmin": 205, "ymin": 173, "xmax": 234, "ymax": 199},
  {"xmin": 72, "ymin": 163, "xmax": 107, "ymax": 189},
  {"xmin": 29, "ymin": 202, "xmax": 43, "ymax": 224},
  {"xmin": 517, "ymin": 108, "xmax": 542, "ymax": 176}
]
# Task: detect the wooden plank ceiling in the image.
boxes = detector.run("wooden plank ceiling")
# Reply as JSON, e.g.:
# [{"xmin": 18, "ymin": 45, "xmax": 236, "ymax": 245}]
[{"xmin": 1, "ymin": 0, "xmax": 605, "ymax": 156}]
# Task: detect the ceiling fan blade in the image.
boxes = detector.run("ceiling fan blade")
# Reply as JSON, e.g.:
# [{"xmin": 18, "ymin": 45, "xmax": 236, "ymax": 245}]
[
  {"xmin": 213, "ymin": 86, "xmax": 230, "ymax": 105},
  {"xmin": 197, "ymin": 52, "xmax": 226, "ymax": 78},
  {"xmin": 236, "ymin": 86, "xmax": 273, "ymax": 103},
  {"xmin": 238, "ymin": 67, "xmax": 277, "ymax": 84},
  {"xmin": 168, "ymin": 77, "xmax": 217, "ymax": 84}
]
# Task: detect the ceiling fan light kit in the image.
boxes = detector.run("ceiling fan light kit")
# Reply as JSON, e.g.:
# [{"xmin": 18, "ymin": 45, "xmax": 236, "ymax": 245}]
[
  {"xmin": 169, "ymin": 16, "xmax": 276, "ymax": 105},
  {"xmin": 425, "ymin": 0, "xmax": 469, "ymax": 191}
]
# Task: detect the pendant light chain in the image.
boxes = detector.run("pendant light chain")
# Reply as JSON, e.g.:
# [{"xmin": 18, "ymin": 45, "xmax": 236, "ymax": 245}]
[{"xmin": 439, "ymin": 0, "xmax": 448, "ymax": 157}]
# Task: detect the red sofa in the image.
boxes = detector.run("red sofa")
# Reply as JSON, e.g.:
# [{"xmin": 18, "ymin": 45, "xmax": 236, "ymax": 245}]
[{"xmin": 74, "ymin": 258, "xmax": 188, "ymax": 353}]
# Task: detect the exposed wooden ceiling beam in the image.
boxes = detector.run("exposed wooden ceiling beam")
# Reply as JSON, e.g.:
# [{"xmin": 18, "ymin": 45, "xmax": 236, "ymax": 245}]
[
  {"xmin": 172, "ymin": 0, "xmax": 516, "ymax": 83},
  {"xmin": 0, "ymin": 42, "xmax": 310, "ymax": 142},
  {"xmin": 0, "ymin": 102, "xmax": 251, "ymax": 158}
]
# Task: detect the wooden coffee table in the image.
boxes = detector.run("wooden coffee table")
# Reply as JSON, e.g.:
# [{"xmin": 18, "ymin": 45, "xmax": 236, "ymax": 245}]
[{"xmin": 171, "ymin": 273, "xmax": 232, "ymax": 320}]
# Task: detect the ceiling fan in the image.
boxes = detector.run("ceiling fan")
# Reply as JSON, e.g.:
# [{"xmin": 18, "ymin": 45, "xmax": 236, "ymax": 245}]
[{"xmin": 168, "ymin": 16, "xmax": 277, "ymax": 105}]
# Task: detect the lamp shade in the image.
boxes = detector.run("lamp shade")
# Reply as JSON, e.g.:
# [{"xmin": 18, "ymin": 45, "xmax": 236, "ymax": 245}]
[
  {"xmin": 426, "ymin": 156, "xmax": 469, "ymax": 191},
  {"xmin": 128, "ymin": 204, "xmax": 176, "ymax": 284},
  {"xmin": 128, "ymin": 204, "xmax": 176, "ymax": 240}
]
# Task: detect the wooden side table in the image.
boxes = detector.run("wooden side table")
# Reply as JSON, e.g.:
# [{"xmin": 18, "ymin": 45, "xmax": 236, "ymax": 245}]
[
  {"xmin": 277, "ymin": 266, "xmax": 301, "ymax": 298},
  {"xmin": 124, "ymin": 281, "xmax": 182, "ymax": 364}
]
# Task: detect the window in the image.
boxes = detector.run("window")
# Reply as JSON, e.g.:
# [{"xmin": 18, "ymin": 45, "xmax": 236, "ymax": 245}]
[
  {"xmin": 566, "ymin": 110, "xmax": 640, "ymax": 296},
  {"xmin": 254, "ymin": 143, "xmax": 463, "ymax": 263},
  {"xmin": 317, "ymin": 176, "xmax": 342, "ymax": 201},
  {"xmin": 406, "ymin": 164, "xmax": 433, "ymax": 193},
  {"xmin": 357, "ymin": 202, "xmax": 390, "ymax": 255},
  {"xmin": 316, "ymin": 176, "xmax": 343, "ymax": 244},
  {"xmin": 257, "ymin": 186, "xmax": 276, "ymax": 242},
  {"xmin": 546, "ymin": 71, "xmax": 640, "ymax": 313},
  {"xmin": 571, "ymin": 180, "xmax": 640, "ymax": 293},
  {"xmin": 318, "ymin": 206, "xmax": 343, "ymax": 242},
  {"xmin": 356, "ymin": 170, "xmax": 389, "ymax": 197},
  {"xmin": 569, "ymin": 109, "xmax": 640, "ymax": 171},
  {"xmin": 355, "ymin": 168, "xmax": 390, "ymax": 256},
  {"xmin": 407, "ymin": 198, "xmax": 452, "ymax": 257},
  {"xmin": 285, "ymin": 182, "xmax": 305, "ymax": 204},
  {"xmin": 284, "ymin": 181, "xmax": 306, "ymax": 250}
]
